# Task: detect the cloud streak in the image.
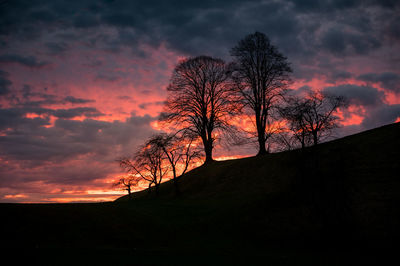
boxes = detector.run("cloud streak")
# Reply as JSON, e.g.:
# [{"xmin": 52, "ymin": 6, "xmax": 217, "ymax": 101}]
[{"xmin": 0, "ymin": 54, "xmax": 49, "ymax": 68}]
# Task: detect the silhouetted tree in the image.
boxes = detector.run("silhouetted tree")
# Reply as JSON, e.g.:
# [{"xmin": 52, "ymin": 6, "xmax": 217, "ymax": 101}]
[
  {"xmin": 147, "ymin": 133, "xmax": 202, "ymax": 195},
  {"xmin": 119, "ymin": 139, "xmax": 169, "ymax": 195},
  {"xmin": 230, "ymin": 31, "xmax": 292, "ymax": 155},
  {"xmin": 269, "ymin": 126, "xmax": 298, "ymax": 151},
  {"xmin": 279, "ymin": 96, "xmax": 311, "ymax": 150},
  {"xmin": 112, "ymin": 175, "xmax": 139, "ymax": 200},
  {"xmin": 280, "ymin": 91, "xmax": 347, "ymax": 148},
  {"xmin": 161, "ymin": 56, "xmax": 236, "ymax": 163}
]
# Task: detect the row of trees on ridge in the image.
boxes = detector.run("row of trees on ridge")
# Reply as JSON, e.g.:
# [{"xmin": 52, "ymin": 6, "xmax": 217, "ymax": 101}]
[{"xmin": 114, "ymin": 32, "xmax": 347, "ymax": 198}]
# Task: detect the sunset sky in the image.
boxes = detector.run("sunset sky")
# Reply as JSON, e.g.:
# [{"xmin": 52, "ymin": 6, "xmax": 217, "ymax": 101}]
[{"xmin": 1, "ymin": 0, "xmax": 399, "ymax": 203}]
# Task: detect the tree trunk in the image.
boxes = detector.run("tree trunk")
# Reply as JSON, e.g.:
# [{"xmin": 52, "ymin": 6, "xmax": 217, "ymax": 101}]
[
  {"xmin": 205, "ymin": 145, "xmax": 213, "ymax": 163},
  {"xmin": 173, "ymin": 178, "xmax": 181, "ymax": 196},
  {"xmin": 313, "ymin": 132, "xmax": 318, "ymax": 146},
  {"xmin": 172, "ymin": 167, "xmax": 181, "ymax": 196},
  {"xmin": 202, "ymin": 137, "xmax": 214, "ymax": 163},
  {"xmin": 127, "ymin": 187, "xmax": 132, "ymax": 200},
  {"xmin": 255, "ymin": 109, "xmax": 267, "ymax": 156},
  {"xmin": 257, "ymin": 134, "xmax": 267, "ymax": 155}
]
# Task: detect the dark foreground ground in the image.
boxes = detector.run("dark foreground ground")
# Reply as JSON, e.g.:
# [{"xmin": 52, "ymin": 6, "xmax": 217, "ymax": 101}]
[{"xmin": 1, "ymin": 123, "xmax": 399, "ymax": 265}]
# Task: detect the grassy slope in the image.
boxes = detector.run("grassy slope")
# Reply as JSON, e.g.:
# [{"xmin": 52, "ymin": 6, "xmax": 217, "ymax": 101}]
[
  {"xmin": 121, "ymin": 122, "xmax": 400, "ymax": 201},
  {"xmin": 1, "ymin": 123, "xmax": 399, "ymax": 265},
  {"xmin": 117, "ymin": 122, "xmax": 400, "ymax": 242}
]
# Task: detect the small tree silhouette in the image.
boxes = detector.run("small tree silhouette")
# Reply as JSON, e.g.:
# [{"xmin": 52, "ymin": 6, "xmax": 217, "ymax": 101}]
[
  {"xmin": 119, "ymin": 139, "xmax": 169, "ymax": 196},
  {"xmin": 280, "ymin": 91, "xmax": 347, "ymax": 148},
  {"xmin": 147, "ymin": 133, "xmax": 202, "ymax": 195},
  {"xmin": 112, "ymin": 175, "xmax": 139, "ymax": 200}
]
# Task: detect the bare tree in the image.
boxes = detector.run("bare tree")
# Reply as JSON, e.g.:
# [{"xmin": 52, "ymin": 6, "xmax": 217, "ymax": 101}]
[
  {"xmin": 112, "ymin": 175, "xmax": 139, "ymax": 200},
  {"xmin": 147, "ymin": 133, "xmax": 202, "ymax": 195},
  {"xmin": 230, "ymin": 31, "xmax": 292, "ymax": 155},
  {"xmin": 280, "ymin": 91, "xmax": 347, "ymax": 148},
  {"xmin": 303, "ymin": 91, "xmax": 347, "ymax": 145},
  {"xmin": 119, "ymin": 139, "xmax": 169, "ymax": 196},
  {"xmin": 279, "ymin": 96, "xmax": 312, "ymax": 150},
  {"xmin": 270, "ymin": 130, "xmax": 299, "ymax": 151},
  {"xmin": 160, "ymin": 56, "xmax": 237, "ymax": 164}
]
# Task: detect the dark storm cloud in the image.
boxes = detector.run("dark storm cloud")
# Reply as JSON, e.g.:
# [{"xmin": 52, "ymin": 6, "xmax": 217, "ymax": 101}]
[
  {"xmin": 386, "ymin": 15, "xmax": 400, "ymax": 41},
  {"xmin": 319, "ymin": 26, "xmax": 381, "ymax": 55},
  {"xmin": 64, "ymin": 96, "xmax": 95, "ymax": 104},
  {"xmin": 323, "ymin": 84, "xmax": 384, "ymax": 106},
  {"xmin": 0, "ymin": 54, "xmax": 49, "ymax": 67},
  {"xmin": 83, "ymin": 59, "xmax": 103, "ymax": 68},
  {"xmin": 0, "ymin": 107, "xmax": 51, "ymax": 131},
  {"xmin": 287, "ymin": 85, "xmax": 312, "ymax": 97},
  {"xmin": 117, "ymin": 95, "xmax": 132, "ymax": 101},
  {"xmin": 361, "ymin": 104, "xmax": 400, "ymax": 128},
  {"xmin": 0, "ymin": 111, "xmax": 156, "ymax": 183},
  {"xmin": 0, "ymin": 105, "xmax": 103, "ymax": 130},
  {"xmin": 323, "ymin": 70, "xmax": 353, "ymax": 84},
  {"xmin": 138, "ymin": 101, "xmax": 165, "ymax": 110},
  {"xmin": 0, "ymin": 1, "xmax": 398, "ymax": 134},
  {"xmin": 1, "ymin": 0, "xmax": 399, "ymax": 62},
  {"xmin": 8, "ymin": 85, "xmax": 95, "ymax": 107},
  {"xmin": 0, "ymin": 69, "xmax": 11, "ymax": 95},
  {"xmin": 52, "ymin": 107, "xmax": 103, "ymax": 118},
  {"xmin": 45, "ymin": 42, "xmax": 69, "ymax": 55},
  {"xmin": 323, "ymin": 83, "xmax": 400, "ymax": 132},
  {"xmin": 290, "ymin": 0, "xmax": 399, "ymax": 11},
  {"xmin": 13, "ymin": 85, "xmax": 60, "ymax": 107},
  {"xmin": 358, "ymin": 72, "xmax": 400, "ymax": 93},
  {"xmin": 331, "ymin": 71, "xmax": 353, "ymax": 81},
  {"xmin": 73, "ymin": 13, "xmax": 100, "ymax": 28},
  {"xmin": 0, "ymin": 85, "xmax": 103, "ymax": 139},
  {"xmin": 95, "ymin": 73, "xmax": 120, "ymax": 82}
]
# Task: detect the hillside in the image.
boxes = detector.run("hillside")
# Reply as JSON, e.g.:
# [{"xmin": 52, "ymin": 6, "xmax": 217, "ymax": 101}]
[
  {"xmin": 1, "ymin": 122, "xmax": 399, "ymax": 265},
  {"xmin": 115, "ymin": 122, "xmax": 400, "ymax": 242},
  {"xmin": 118, "ymin": 122, "xmax": 400, "ymax": 204}
]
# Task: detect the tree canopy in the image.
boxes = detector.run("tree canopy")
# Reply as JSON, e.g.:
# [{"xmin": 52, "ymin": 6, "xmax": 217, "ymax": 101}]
[
  {"xmin": 160, "ymin": 55, "xmax": 237, "ymax": 163},
  {"xmin": 230, "ymin": 31, "xmax": 292, "ymax": 155}
]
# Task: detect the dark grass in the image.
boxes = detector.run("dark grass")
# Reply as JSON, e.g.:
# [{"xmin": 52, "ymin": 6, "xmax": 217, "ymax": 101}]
[{"xmin": 1, "ymin": 123, "xmax": 399, "ymax": 265}]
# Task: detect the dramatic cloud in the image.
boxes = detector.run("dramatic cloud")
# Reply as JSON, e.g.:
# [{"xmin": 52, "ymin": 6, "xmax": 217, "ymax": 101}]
[
  {"xmin": 0, "ymin": 54, "xmax": 49, "ymax": 68},
  {"xmin": 323, "ymin": 84, "xmax": 385, "ymax": 106},
  {"xmin": 0, "ymin": 112, "xmax": 156, "ymax": 200},
  {"xmin": 320, "ymin": 26, "xmax": 380, "ymax": 55},
  {"xmin": 0, "ymin": 69, "xmax": 11, "ymax": 95},
  {"xmin": 358, "ymin": 72, "xmax": 400, "ymax": 93},
  {"xmin": 45, "ymin": 42, "xmax": 69, "ymax": 55},
  {"xmin": 52, "ymin": 107, "xmax": 103, "ymax": 118},
  {"xmin": 362, "ymin": 104, "xmax": 400, "ymax": 128},
  {"xmin": 64, "ymin": 96, "xmax": 95, "ymax": 104}
]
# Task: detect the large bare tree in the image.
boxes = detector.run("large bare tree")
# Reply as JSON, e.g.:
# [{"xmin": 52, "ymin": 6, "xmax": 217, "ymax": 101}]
[
  {"xmin": 230, "ymin": 32, "xmax": 292, "ymax": 155},
  {"xmin": 160, "ymin": 56, "xmax": 236, "ymax": 163}
]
